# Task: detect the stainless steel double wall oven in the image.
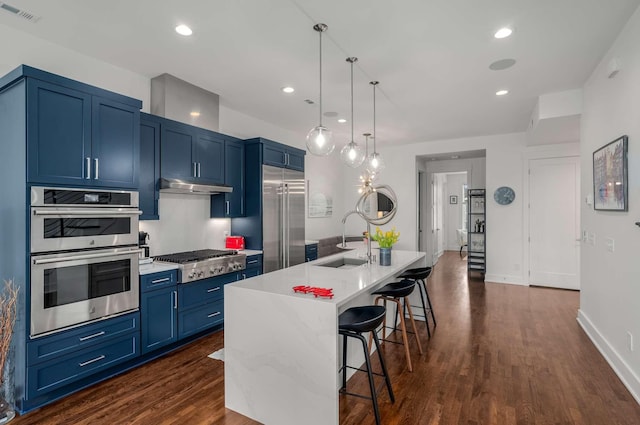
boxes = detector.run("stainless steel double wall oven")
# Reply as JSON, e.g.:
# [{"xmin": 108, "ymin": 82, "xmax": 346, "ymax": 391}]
[{"xmin": 30, "ymin": 187, "xmax": 142, "ymax": 337}]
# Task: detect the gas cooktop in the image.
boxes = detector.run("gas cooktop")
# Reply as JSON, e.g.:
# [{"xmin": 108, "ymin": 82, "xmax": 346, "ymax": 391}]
[
  {"xmin": 154, "ymin": 249, "xmax": 246, "ymax": 283},
  {"xmin": 154, "ymin": 249, "xmax": 239, "ymax": 264}
]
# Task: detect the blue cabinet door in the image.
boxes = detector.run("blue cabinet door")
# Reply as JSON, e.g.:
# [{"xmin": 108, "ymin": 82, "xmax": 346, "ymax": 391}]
[
  {"xmin": 140, "ymin": 115, "xmax": 160, "ymax": 220},
  {"xmin": 91, "ymin": 97, "xmax": 140, "ymax": 188},
  {"xmin": 141, "ymin": 286, "xmax": 177, "ymax": 354},
  {"xmin": 263, "ymin": 143, "xmax": 286, "ymax": 168},
  {"xmin": 160, "ymin": 123, "xmax": 196, "ymax": 181},
  {"xmin": 211, "ymin": 138, "xmax": 244, "ymax": 218},
  {"xmin": 26, "ymin": 79, "xmax": 92, "ymax": 185},
  {"xmin": 286, "ymin": 149, "xmax": 305, "ymax": 172},
  {"xmin": 195, "ymin": 131, "xmax": 224, "ymax": 184}
]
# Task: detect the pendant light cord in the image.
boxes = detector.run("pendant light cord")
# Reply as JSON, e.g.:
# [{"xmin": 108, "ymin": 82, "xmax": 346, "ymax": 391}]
[
  {"xmin": 372, "ymin": 82, "xmax": 378, "ymax": 153},
  {"xmin": 350, "ymin": 60, "xmax": 354, "ymax": 142},
  {"xmin": 319, "ymin": 29, "xmax": 323, "ymax": 127}
]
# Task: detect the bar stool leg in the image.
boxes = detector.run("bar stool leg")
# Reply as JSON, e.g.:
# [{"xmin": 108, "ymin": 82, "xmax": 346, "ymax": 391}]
[
  {"xmin": 355, "ymin": 333, "xmax": 382, "ymax": 425},
  {"xmin": 414, "ymin": 281, "xmax": 431, "ymax": 338},
  {"xmin": 341, "ymin": 334, "xmax": 348, "ymax": 390},
  {"xmin": 391, "ymin": 297, "xmax": 413, "ymax": 372},
  {"xmin": 404, "ymin": 297, "xmax": 423, "ymax": 354},
  {"xmin": 421, "ymin": 278, "xmax": 437, "ymax": 327},
  {"xmin": 371, "ymin": 330, "xmax": 395, "ymax": 403}
]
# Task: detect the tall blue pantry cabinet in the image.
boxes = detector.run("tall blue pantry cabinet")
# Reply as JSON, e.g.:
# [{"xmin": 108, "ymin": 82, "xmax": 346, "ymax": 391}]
[{"xmin": 0, "ymin": 65, "xmax": 142, "ymax": 413}]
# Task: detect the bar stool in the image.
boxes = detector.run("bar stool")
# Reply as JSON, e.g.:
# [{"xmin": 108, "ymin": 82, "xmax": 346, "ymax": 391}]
[
  {"xmin": 370, "ymin": 280, "xmax": 423, "ymax": 372},
  {"xmin": 339, "ymin": 305, "xmax": 395, "ymax": 425},
  {"xmin": 398, "ymin": 267, "xmax": 436, "ymax": 338}
]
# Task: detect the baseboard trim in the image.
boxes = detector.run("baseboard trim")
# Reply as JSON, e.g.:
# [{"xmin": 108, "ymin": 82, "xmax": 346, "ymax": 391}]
[
  {"xmin": 577, "ymin": 310, "xmax": 640, "ymax": 405},
  {"xmin": 484, "ymin": 274, "xmax": 527, "ymax": 286}
]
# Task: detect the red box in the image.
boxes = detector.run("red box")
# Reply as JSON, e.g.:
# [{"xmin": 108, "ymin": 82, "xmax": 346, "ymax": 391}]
[{"xmin": 225, "ymin": 236, "xmax": 245, "ymax": 250}]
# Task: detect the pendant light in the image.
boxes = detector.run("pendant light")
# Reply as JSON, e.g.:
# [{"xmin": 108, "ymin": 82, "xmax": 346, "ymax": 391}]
[
  {"xmin": 306, "ymin": 23, "xmax": 335, "ymax": 156},
  {"xmin": 359, "ymin": 133, "xmax": 376, "ymax": 193},
  {"xmin": 366, "ymin": 81, "xmax": 385, "ymax": 173},
  {"xmin": 340, "ymin": 57, "xmax": 365, "ymax": 167}
]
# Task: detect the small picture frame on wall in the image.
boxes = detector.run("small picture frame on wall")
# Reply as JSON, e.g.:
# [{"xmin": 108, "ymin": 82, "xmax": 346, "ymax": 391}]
[
  {"xmin": 593, "ymin": 135, "xmax": 628, "ymax": 211},
  {"xmin": 449, "ymin": 195, "xmax": 458, "ymax": 204}
]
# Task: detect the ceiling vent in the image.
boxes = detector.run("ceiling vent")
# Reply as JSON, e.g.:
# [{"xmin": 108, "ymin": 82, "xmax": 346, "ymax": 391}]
[{"xmin": 0, "ymin": 2, "xmax": 41, "ymax": 23}]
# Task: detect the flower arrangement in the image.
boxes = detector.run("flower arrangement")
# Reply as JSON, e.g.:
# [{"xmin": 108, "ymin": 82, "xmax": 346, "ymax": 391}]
[{"xmin": 370, "ymin": 226, "xmax": 400, "ymax": 248}]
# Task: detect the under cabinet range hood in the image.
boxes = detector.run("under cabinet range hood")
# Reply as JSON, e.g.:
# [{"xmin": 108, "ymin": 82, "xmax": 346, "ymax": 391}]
[{"xmin": 159, "ymin": 178, "xmax": 232, "ymax": 195}]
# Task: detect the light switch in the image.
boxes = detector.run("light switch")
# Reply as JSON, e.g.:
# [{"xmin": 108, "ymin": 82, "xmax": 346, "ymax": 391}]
[{"xmin": 606, "ymin": 238, "xmax": 615, "ymax": 252}]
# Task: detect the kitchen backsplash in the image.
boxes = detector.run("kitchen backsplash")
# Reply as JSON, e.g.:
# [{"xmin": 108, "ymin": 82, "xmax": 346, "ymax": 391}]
[{"xmin": 139, "ymin": 193, "xmax": 231, "ymax": 256}]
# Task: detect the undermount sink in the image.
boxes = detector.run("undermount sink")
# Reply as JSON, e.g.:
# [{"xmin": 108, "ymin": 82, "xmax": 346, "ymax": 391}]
[{"xmin": 315, "ymin": 257, "xmax": 368, "ymax": 269}]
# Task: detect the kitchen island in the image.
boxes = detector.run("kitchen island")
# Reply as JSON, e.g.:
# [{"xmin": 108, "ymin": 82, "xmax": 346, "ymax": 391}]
[{"xmin": 224, "ymin": 248, "xmax": 426, "ymax": 425}]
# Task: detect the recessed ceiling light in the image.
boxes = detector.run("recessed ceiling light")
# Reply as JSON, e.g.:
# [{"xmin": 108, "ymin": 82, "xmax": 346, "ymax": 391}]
[
  {"xmin": 323, "ymin": 111, "xmax": 338, "ymax": 117},
  {"xmin": 494, "ymin": 27, "xmax": 513, "ymax": 39},
  {"xmin": 496, "ymin": 89, "xmax": 509, "ymax": 96},
  {"xmin": 451, "ymin": 155, "xmax": 460, "ymax": 159},
  {"xmin": 190, "ymin": 111, "xmax": 201, "ymax": 117},
  {"xmin": 282, "ymin": 86, "xmax": 295, "ymax": 94},
  {"xmin": 175, "ymin": 24, "xmax": 193, "ymax": 36},
  {"xmin": 337, "ymin": 118, "xmax": 347, "ymax": 123}
]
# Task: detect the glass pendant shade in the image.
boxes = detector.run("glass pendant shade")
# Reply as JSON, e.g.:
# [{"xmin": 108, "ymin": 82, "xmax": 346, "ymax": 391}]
[
  {"xmin": 340, "ymin": 140, "xmax": 365, "ymax": 167},
  {"xmin": 307, "ymin": 126, "xmax": 334, "ymax": 156},
  {"xmin": 366, "ymin": 151, "xmax": 385, "ymax": 173}
]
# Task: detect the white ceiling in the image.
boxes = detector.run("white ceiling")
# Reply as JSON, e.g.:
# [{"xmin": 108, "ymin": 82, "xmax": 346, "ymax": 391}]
[{"xmin": 1, "ymin": 0, "xmax": 638, "ymax": 148}]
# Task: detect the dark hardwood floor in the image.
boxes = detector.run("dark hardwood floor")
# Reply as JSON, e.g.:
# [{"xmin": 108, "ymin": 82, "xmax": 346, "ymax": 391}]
[{"xmin": 13, "ymin": 252, "xmax": 640, "ymax": 424}]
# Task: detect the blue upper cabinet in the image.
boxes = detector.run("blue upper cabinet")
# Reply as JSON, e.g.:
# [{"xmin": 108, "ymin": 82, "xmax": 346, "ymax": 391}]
[
  {"xmin": 91, "ymin": 97, "xmax": 140, "ymax": 188},
  {"xmin": 196, "ymin": 131, "xmax": 225, "ymax": 184},
  {"xmin": 250, "ymin": 138, "xmax": 305, "ymax": 171},
  {"xmin": 211, "ymin": 137, "xmax": 244, "ymax": 218},
  {"xmin": 140, "ymin": 113, "xmax": 160, "ymax": 220},
  {"xmin": 159, "ymin": 119, "xmax": 224, "ymax": 185},
  {"xmin": 20, "ymin": 66, "xmax": 142, "ymax": 189}
]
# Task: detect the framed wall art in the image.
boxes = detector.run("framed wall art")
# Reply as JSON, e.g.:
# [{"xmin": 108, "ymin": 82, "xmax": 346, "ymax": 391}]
[
  {"xmin": 449, "ymin": 195, "xmax": 458, "ymax": 204},
  {"xmin": 593, "ymin": 135, "xmax": 628, "ymax": 211}
]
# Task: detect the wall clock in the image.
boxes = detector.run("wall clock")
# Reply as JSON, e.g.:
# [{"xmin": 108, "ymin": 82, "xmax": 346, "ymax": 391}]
[{"xmin": 494, "ymin": 186, "xmax": 515, "ymax": 205}]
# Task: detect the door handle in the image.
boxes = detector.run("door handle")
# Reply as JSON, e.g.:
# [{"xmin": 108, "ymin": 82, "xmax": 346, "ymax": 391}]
[
  {"xmin": 94, "ymin": 158, "xmax": 99, "ymax": 180},
  {"xmin": 193, "ymin": 162, "xmax": 197, "ymax": 177},
  {"xmin": 226, "ymin": 200, "xmax": 230, "ymax": 215},
  {"xmin": 85, "ymin": 157, "xmax": 91, "ymax": 179},
  {"xmin": 173, "ymin": 290, "xmax": 178, "ymax": 309},
  {"xmin": 197, "ymin": 162, "xmax": 202, "ymax": 178},
  {"xmin": 79, "ymin": 355, "xmax": 105, "ymax": 367}
]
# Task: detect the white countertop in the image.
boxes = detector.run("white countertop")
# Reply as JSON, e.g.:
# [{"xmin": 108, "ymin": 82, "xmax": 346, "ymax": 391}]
[
  {"xmin": 305, "ymin": 240, "xmax": 319, "ymax": 245},
  {"xmin": 139, "ymin": 262, "xmax": 180, "ymax": 275},
  {"xmin": 240, "ymin": 249, "xmax": 262, "ymax": 256},
  {"xmin": 227, "ymin": 249, "xmax": 424, "ymax": 306}
]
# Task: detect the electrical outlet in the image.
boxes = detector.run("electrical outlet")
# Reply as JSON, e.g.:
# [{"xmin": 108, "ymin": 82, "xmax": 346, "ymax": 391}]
[
  {"xmin": 606, "ymin": 238, "xmax": 615, "ymax": 252},
  {"xmin": 588, "ymin": 232, "xmax": 596, "ymax": 246},
  {"xmin": 627, "ymin": 331, "xmax": 633, "ymax": 352},
  {"xmin": 582, "ymin": 230, "xmax": 588, "ymax": 242},
  {"xmin": 223, "ymin": 230, "xmax": 229, "ymax": 238}
]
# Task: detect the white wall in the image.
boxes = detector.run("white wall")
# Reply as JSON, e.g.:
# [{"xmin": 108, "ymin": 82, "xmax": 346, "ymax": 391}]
[{"xmin": 578, "ymin": 6, "xmax": 640, "ymax": 403}]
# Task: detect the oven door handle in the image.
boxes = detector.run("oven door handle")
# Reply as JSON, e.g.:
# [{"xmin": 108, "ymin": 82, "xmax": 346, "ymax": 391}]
[
  {"xmin": 32, "ymin": 209, "xmax": 143, "ymax": 216},
  {"xmin": 33, "ymin": 249, "xmax": 143, "ymax": 265}
]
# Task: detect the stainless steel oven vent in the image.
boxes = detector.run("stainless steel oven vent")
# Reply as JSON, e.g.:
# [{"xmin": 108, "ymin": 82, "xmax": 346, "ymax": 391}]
[{"xmin": 0, "ymin": 2, "xmax": 41, "ymax": 22}]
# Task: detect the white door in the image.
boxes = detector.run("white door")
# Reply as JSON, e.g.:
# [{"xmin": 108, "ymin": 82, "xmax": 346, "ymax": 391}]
[
  {"xmin": 529, "ymin": 157, "xmax": 580, "ymax": 289},
  {"xmin": 432, "ymin": 174, "xmax": 445, "ymax": 263}
]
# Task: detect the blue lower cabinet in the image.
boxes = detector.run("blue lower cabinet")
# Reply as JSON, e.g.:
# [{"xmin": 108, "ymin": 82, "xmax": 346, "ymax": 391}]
[
  {"xmin": 178, "ymin": 300, "xmax": 224, "ymax": 339},
  {"xmin": 26, "ymin": 332, "xmax": 139, "ymax": 399},
  {"xmin": 178, "ymin": 277, "xmax": 226, "ymax": 311},
  {"xmin": 305, "ymin": 244, "xmax": 318, "ymax": 262},
  {"xmin": 141, "ymin": 286, "xmax": 177, "ymax": 354}
]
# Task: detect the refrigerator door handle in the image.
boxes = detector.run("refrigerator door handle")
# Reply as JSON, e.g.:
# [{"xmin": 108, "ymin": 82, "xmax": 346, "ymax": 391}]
[
  {"xmin": 285, "ymin": 182, "xmax": 290, "ymax": 267},
  {"xmin": 281, "ymin": 182, "xmax": 287, "ymax": 268}
]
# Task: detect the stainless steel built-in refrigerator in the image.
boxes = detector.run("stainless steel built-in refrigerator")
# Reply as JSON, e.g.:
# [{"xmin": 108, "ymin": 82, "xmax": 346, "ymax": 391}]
[{"xmin": 262, "ymin": 165, "xmax": 305, "ymax": 273}]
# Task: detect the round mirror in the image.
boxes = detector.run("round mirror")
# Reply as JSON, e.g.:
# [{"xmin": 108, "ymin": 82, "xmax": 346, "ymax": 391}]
[{"xmin": 355, "ymin": 184, "xmax": 398, "ymax": 225}]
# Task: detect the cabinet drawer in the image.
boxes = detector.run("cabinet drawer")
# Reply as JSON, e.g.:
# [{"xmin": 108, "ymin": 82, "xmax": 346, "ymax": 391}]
[
  {"xmin": 27, "ymin": 312, "xmax": 139, "ymax": 366},
  {"xmin": 178, "ymin": 300, "xmax": 224, "ymax": 339},
  {"xmin": 140, "ymin": 270, "xmax": 178, "ymax": 292},
  {"xmin": 245, "ymin": 254, "xmax": 263, "ymax": 269},
  {"xmin": 178, "ymin": 275, "xmax": 234, "ymax": 310},
  {"xmin": 26, "ymin": 332, "xmax": 139, "ymax": 398}
]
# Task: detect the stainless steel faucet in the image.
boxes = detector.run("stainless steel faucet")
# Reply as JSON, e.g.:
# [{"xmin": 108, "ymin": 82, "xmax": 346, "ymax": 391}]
[
  {"xmin": 342, "ymin": 210, "xmax": 375, "ymax": 264},
  {"xmin": 341, "ymin": 210, "xmax": 357, "ymax": 248}
]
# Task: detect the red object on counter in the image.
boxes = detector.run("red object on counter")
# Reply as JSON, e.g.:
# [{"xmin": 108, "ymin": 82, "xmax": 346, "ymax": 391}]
[
  {"xmin": 292, "ymin": 286, "xmax": 334, "ymax": 299},
  {"xmin": 225, "ymin": 236, "xmax": 245, "ymax": 250}
]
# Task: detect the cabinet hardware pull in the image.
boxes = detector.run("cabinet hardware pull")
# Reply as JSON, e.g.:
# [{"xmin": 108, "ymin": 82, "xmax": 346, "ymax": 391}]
[
  {"xmin": 79, "ymin": 355, "xmax": 105, "ymax": 367},
  {"xmin": 207, "ymin": 287, "xmax": 221, "ymax": 293},
  {"xmin": 242, "ymin": 273, "xmax": 246, "ymax": 279},
  {"xmin": 85, "ymin": 157, "xmax": 91, "ymax": 179},
  {"xmin": 197, "ymin": 162, "xmax": 201, "ymax": 178},
  {"xmin": 248, "ymin": 260, "xmax": 258, "ymax": 264},
  {"xmin": 226, "ymin": 200, "xmax": 230, "ymax": 215},
  {"xmin": 33, "ymin": 248, "xmax": 142, "ymax": 265},
  {"xmin": 173, "ymin": 290, "xmax": 178, "ymax": 309},
  {"xmin": 207, "ymin": 312, "xmax": 221, "ymax": 318},
  {"xmin": 94, "ymin": 158, "xmax": 99, "ymax": 180},
  {"xmin": 32, "ymin": 209, "xmax": 143, "ymax": 216},
  {"xmin": 79, "ymin": 331, "xmax": 105, "ymax": 341},
  {"xmin": 193, "ymin": 162, "xmax": 197, "ymax": 177},
  {"xmin": 151, "ymin": 277, "xmax": 170, "ymax": 284}
]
